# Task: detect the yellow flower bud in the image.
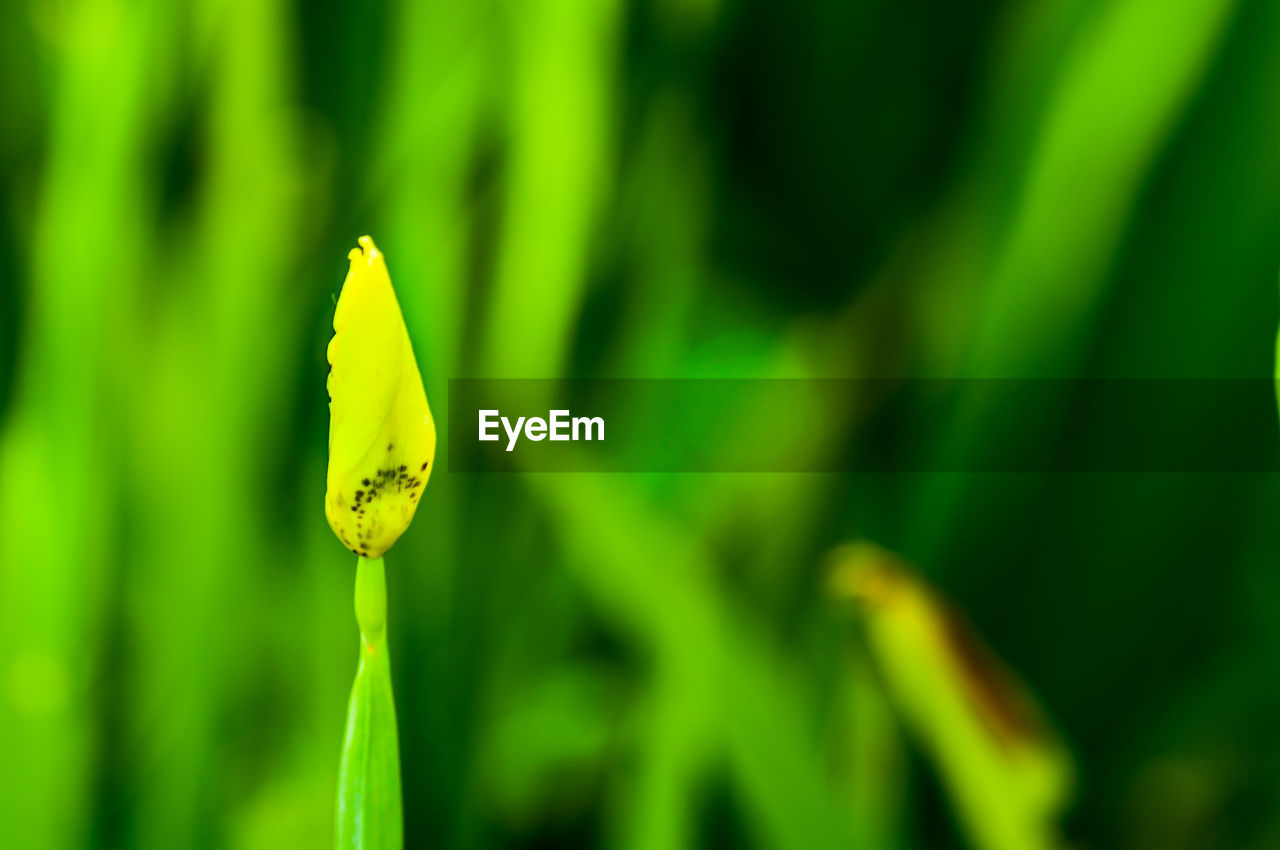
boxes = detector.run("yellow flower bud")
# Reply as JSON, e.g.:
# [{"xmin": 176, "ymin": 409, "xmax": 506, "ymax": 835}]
[{"xmin": 325, "ymin": 236, "xmax": 436, "ymax": 558}]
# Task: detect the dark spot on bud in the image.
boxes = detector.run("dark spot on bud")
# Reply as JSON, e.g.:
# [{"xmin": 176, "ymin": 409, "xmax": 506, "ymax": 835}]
[
  {"xmin": 362, "ymin": 478, "xmax": 371, "ymax": 487},
  {"xmin": 421, "ymin": 462, "xmax": 429, "ymax": 470},
  {"xmin": 355, "ymin": 490, "xmax": 363, "ymax": 500},
  {"xmin": 399, "ymin": 465, "xmax": 407, "ymax": 472}
]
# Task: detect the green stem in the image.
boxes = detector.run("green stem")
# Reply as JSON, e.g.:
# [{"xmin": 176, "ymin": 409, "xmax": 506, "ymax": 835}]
[
  {"xmin": 336, "ymin": 556, "xmax": 403, "ymax": 849},
  {"xmin": 355, "ymin": 554, "xmax": 388, "ymax": 647}
]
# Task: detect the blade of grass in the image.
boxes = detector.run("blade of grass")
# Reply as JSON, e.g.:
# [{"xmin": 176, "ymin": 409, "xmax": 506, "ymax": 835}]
[
  {"xmin": 123, "ymin": 0, "xmax": 308, "ymax": 843},
  {"xmin": 0, "ymin": 1, "xmax": 168, "ymax": 844},
  {"xmin": 481, "ymin": 0, "xmax": 621, "ymax": 377},
  {"xmin": 532, "ymin": 472, "xmax": 860, "ymax": 850}
]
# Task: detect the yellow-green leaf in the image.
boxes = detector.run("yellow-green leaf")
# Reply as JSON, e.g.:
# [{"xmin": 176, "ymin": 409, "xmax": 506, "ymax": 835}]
[{"xmin": 828, "ymin": 542, "xmax": 1072, "ymax": 850}]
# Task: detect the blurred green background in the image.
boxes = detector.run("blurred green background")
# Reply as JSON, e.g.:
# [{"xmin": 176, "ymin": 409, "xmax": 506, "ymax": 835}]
[{"xmin": 0, "ymin": 0, "xmax": 1277, "ymax": 847}]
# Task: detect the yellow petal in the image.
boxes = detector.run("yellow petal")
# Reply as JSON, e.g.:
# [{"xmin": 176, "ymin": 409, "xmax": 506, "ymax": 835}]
[{"xmin": 325, "ymin": 236, "xmax": 435, "ymax": 558}]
